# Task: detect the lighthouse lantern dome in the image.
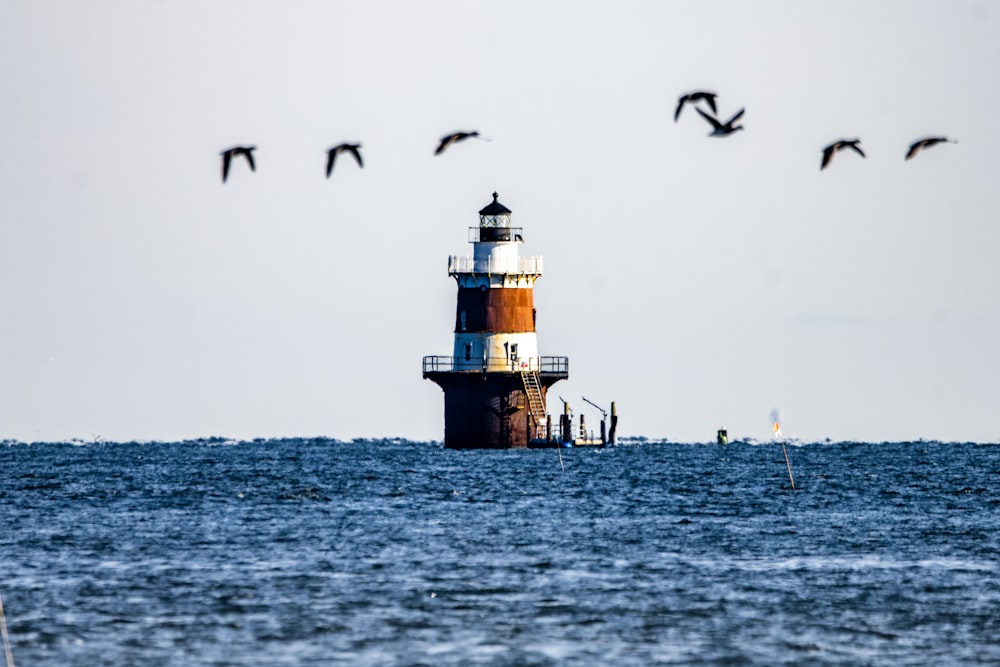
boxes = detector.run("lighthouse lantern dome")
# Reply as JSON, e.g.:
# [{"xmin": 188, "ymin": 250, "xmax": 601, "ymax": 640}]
[
  {"xmin": 479, "ymin": 192, "xmax": 512, "ymax": 228},
  {"xmin": 477, "ymin": 192, "xmax": 517, "ymax": 243}
]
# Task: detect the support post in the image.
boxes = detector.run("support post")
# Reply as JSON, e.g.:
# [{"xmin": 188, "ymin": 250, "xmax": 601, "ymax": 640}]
[
  {"xmin": 560, "ymin": 401, "xmax": 571, "ymax": 444},
  {"xmin": 608, "ymin": 402, "xmax": 618, "ymax": 445}
]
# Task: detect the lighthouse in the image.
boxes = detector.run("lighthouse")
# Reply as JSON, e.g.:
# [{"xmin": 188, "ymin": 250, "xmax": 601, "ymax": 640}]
[{"xmin": 423, "ymin": 193, "xmax": 569, "ymax": 449}]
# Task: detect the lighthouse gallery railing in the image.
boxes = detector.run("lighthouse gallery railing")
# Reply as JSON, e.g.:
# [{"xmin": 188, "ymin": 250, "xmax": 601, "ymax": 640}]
[
  {"xmin": 423, "ymin": 355, "xmax": 569, "ymax": 376},
  {"xmin": 448, "ymin": 256, "xmax": 543, "ymax": 276}
]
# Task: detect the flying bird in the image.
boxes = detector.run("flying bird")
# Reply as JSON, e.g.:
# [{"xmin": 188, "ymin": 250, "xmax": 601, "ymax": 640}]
[
  {"xmin": 326, "ymin": 142, "xmax": 363, "ymax": 177},
  {"xmin": 695, "ymin": 107, "xmax": 745, "ymax": 137},
  {"xmin": 674, "ymin": 91, "xmax": 718, "ymax": 122},
  {"xmin": 820, "ymin": 139, "xmax": 865, "ymax": 170},
  {"xmin": 905, "ymin": 136, "xmax": 957, "ymax": 161},
  {"xmin": 220, "ymin": 145, "xmax": 256, "ymax": 183},
  {"xmin": 435, "ymin": 130, "xmax": 482, "ymax": 155}
]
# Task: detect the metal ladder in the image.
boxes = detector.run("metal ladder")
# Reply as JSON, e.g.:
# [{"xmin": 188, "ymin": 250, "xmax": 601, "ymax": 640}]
[{"xmin": 521, "ymin": 371, "xmax": 547, "ymax": 440}]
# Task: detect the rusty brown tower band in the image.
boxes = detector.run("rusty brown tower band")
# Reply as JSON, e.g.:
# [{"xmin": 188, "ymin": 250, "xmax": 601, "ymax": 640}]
[{"xmin": 423, "ymin": 193, "xmax": 568, "ymax": 449}]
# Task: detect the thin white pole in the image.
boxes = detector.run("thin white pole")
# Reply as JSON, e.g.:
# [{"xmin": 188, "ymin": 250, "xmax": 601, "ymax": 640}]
[
  {"xmin": 781, "ymin": 442, "xmax": 796, "ymax": 490},
  {"xmin": 0, "ymin": 593, "xmax": 15, "ymax": 667}
]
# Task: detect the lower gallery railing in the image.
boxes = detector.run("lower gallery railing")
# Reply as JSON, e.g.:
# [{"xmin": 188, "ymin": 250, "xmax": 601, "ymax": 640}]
[{"xmin": 423, "ymin": 355, "xmax": 569, "ymax": 375}]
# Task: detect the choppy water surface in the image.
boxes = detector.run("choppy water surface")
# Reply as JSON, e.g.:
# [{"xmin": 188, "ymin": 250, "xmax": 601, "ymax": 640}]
[{"xmin": 2, "ymin": 439, "xmax": 999, "ymax": 666}]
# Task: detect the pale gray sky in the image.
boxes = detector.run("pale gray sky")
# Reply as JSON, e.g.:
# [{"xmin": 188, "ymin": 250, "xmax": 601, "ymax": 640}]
[{"xmin": 2, "ymin": 1, "xmax": 998, "ymax": 443}]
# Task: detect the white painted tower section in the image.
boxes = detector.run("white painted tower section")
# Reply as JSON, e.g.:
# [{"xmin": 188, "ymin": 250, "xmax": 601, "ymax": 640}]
[{"xmin": 447, "ymin": 193, "xmax": 544, "ymax": 372}]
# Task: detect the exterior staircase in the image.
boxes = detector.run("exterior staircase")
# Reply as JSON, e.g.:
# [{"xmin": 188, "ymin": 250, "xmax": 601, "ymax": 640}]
[{"xmin": 521, "ymin": 371, "xmax": 547, "ymax": 440}]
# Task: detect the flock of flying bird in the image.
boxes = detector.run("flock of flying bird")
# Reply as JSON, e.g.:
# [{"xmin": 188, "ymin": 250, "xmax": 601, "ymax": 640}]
[
  {"xmin": 218, "ymin": 91, "xmax": 956, "ymax": 182},
  {"xmin": 218, "ymin": 131, "xmax": 484, "ymax": 183},
  {"xmin": 674, "ymin": 89, "xmax": 958, "ymax": 170}
]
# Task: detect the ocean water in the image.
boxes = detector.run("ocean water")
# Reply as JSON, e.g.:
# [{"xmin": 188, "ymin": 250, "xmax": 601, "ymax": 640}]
[{"xmin": 1, "ymin": 438, "xmax": 998, "ymax": 666}]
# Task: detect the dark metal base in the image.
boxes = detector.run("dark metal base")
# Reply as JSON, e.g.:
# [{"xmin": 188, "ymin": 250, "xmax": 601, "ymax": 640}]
[{"xmin": 424, "ymin": 370, "xmax": 564, "ymax": 449}]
